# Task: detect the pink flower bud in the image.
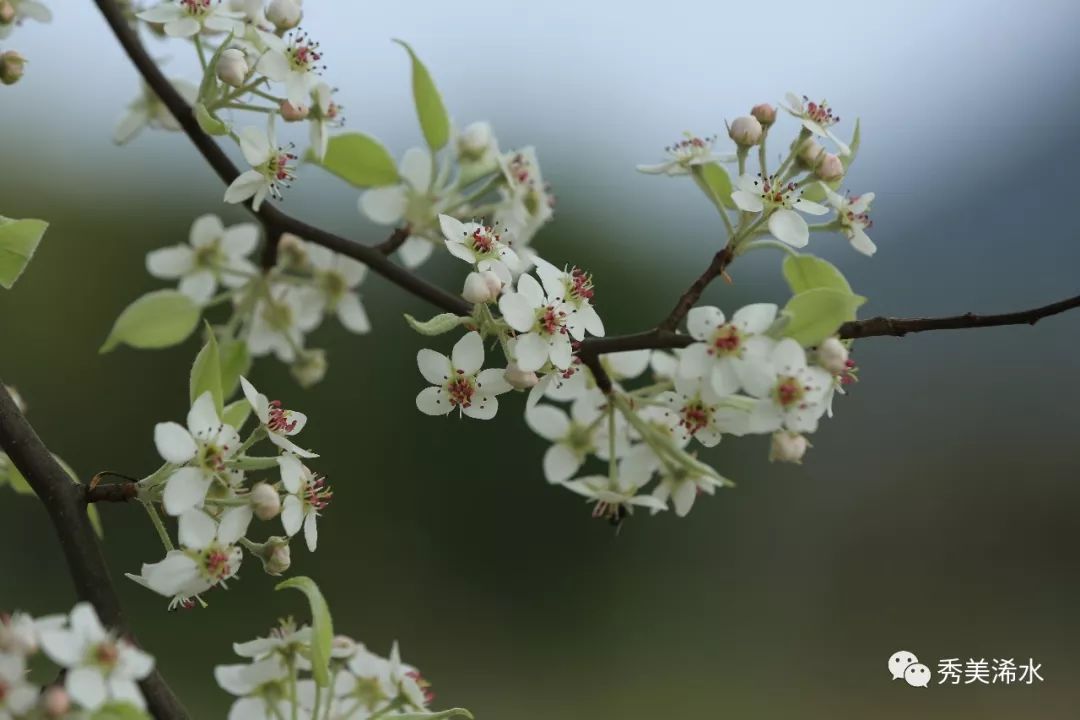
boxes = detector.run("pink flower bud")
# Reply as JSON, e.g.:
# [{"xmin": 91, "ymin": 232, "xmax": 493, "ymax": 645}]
[
  {"xmin": 769, "ymin": 432, "xmax": 808, "ymax": 464},
  {"xmin": 331, "ymin": 635, "xmax": 357, "ymax": 658},
  {"xmin": 215, "ymin": 48, "xmax": 249, "ymax": 89},
  {"xmin": 250, "ymin": 482, "xmax": 281, "ymax": 520},
  {"xmin": 42, "ymin": 687, "xmax": 70, "ymax": 718},
  {"xmin": 751, "ymin": 103, "xmax": 776, "ymax": 126},
  {"xmin": 0, "ymin": 2, "xmax": 15, "ymax": 25},
  {"xmin": 266, "ymin": 543, "xmax": 291, "ymax": 575},
  {"xmin": 267, "ymin": 0, "xmax": 302, "ymax": 30},
  {"xmin": 0, "ymin": 51, "xmax": 26, "ymax": 86},
  {"xmin": 279, "ymin": 100, "xmax": 310, "ymax": 122},
  {"xmin": 815, "ymin": 153, "xmax": 844, "ymax": 182},
  {"xmin": 817, "ymin": 337, "xmax": 849, "ymax": 374},
  {"xmin": 728, "ymin": 116, "xmax": 763, "ymax": 147},
  {"xmin": 504, "ymin": 364, "xmax": 539, "ymax": 390},
  {"xmin": 457, "ymin": 121, "xmax": 494, "ymax": 160}
]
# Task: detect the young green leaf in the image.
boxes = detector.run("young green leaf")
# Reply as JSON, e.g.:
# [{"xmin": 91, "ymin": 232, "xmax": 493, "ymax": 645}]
[
  {"xmin": 0, "ymin": 216, "xmax": 48, "ymax": 289},
  {"xmin": 222, "ymin": 399, "xmax": 251, "ymax": 430},
  {"xmin": 190, "ymin": 327, "xmax": 225, "ymax": 417},
  {"xmin": 100, "ymin": 290, "xmax": 201, "ymax": 353},
  {"xmin": 194, "ymin": 102, "xmax": 229, "ymax": 136},
  {"xmin": 89, "ymin": 702, "xmax": 150, "ymax": 720},
  {"xmin": 782, "ymin": 255, "xmax": 853, "ymax": 296},
  {"xmin": 841, "ymin": 118, "xmax": 861, "ymax": 170},
  {"xmin": 275, "ymin": 576, "xmax": 334, "ymax": 687},
  {"xmin": 693, "ymin": 163, "xmax": 735, "ymax": 210},
  {"xmin": 218, "ymin": 338, "xmax": 251, "ymax": 400},
  {"xmin": 314, "ymin": 133, "xmax": 400, "ymax": 188},
  {"xmin": 404, "ymin": 312, "xmax": 468, "ymax": 336},
  {"xmin": 781, "ymin": 288, "xmax": 866, "ymax": 347},
  {"xmin": 394, "ymin": 40, "xmax": 450, "ymax": 151}
]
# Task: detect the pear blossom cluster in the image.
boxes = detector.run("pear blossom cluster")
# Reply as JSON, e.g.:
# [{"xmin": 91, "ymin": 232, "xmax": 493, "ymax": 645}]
[
  {"xmin": 216, "ymin": 620, "xmax": 438, "ymax": 720},
  {"xmin": 0, "ymin": 603, "xmax": 155, "ymax": 718},
  {"xmin": 125, "ymin": 374, "xmax": 332, "ymax": 609}
]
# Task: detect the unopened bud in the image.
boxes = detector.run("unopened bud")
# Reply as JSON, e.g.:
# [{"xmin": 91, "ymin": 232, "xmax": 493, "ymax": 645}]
[
  {"xmin": 462, "ymin": 270, "xmax": 503, "ymax": 304},
  {"xmin": 750, "ymin": 103, "xmax": 776, "ymax": 127},
  {"xmin": 797, "ymin": 138, "xmax": 825, "ymax": 167},
  {"xmin": 817, "ymin": 337, "xmax": 849, "ymax": 374},
  {"xmin": 769, "ymin": 432, "xmax": 808, "ymax": 464},
  {"xmin": 291, "ymin": 349, "xmax": 327, "ymax": 388},
  {"xmin": 0, "ymin": 2, "xmax": 15, "ymax": 25},
  {"xmin": 331, "ymin": 635, "xmax": 357, "ymax": 658},
  {"xmin": 504, "ymin": 363, "xmax": 539, "ymax": 390},
  {"xmin": 250, "ymin": 536, "xmax": 292, "ymax": 575},
  {"xmin": 457, "ymin": 121, "xmax": 493, "ymax": 160},
  {"xmin": 0, "ymin": 51, "xmax": 26, "ymax": 86},
  {"xmin": 276, "ymin": 232, "xmax": 309, "ymax": 269},
  {"xmin": 250, "ymin": 482, "xmax": 281, "ymax": 520},
  {"xmin": 41, "ymin": 687, "xmax": 70, "ymax": 718},
  {"xmin": 267, "ymin": 0, "xmax": 302, "ymax": 30},
  {"xmin": 280, "ymin": 100, "xmax": 309, "ymax": 122},
  {"xmin": 815, "ymin": 152, "xmax": 844, "ymax": 182},
  {"xmin": 727, "ymin": 116, "xmax": 763, "ymax": 147},
  {"xmin": 216, "ymin": 48, "xmax": 249, "ymax": 88}
]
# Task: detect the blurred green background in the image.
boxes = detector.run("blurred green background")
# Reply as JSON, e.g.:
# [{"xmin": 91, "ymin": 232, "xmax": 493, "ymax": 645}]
[{"xmin": 3, "ymin": 0, "xmax": 1080, "ymax": 717}]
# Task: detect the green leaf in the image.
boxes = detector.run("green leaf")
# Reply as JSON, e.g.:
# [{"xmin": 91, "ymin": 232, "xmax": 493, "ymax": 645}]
[
  {"xmin": 219, "ymin": 339, "xmax": 251, "ymax": 400},
  {"xmin": 90, "ymin": 701, "xmax": 151, "ymax": 720},
  {"xmin": 694, "ymin": 163, "xmax": 735, "ymax": 210},
  {"xmin": 0, "ymin": 216, "xmax": 48, "ymax": 289},
  {"xmin": 391, "ymin": 711, "xmax": 474, "ymax": 720},
  {"xmin": 782, "ymin": 255, "xmax": 853, "ymax": 296},
  {"xmin": 222, "ymin": 399, "xmax": 251, "ymax": 430},
  {"xmin": 190, "ymin": 327, "xmax": 224, "ymax": 417},
  {"xmin": 100, "ymin": 290, "xmax": 201, "ymax": 353},
  {"xmin": 198, "ymin": 32, "xmax": 233, "ymax": 104},
  {"xmin": 194, "ymin": 102, "xmax": 229, "ymax": 136},
  {"xmin": 275, "ymin": 576, "xmax": 334, "ymax": 687},
  {"xmin": 394, "ymin": 40, "xmax": 450, "ymax": 151},
  {"xmin": 404, "ymin": 312, "xmax": 468, "ymax": 336},
  {"xmin": 313, "ymin": 133, "xmax": 400, "ymax": 188},
  {"xmin": 781, "ymin": 288, "xmax": 866, "ymax": 347},
  {"xmin": 841, "ymin": 117, "xmax": 861, "ymax": 170}
]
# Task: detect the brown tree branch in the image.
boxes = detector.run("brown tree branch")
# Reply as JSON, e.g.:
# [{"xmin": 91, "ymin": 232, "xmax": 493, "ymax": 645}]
[{"xmin": 0, "ymin": 384, "xmax": 188, "ymax": 719}]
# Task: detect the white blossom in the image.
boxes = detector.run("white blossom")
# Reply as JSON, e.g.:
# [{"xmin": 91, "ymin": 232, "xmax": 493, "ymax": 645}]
[
  {"xmin": 636, "ymin": 133, "xmax": 734, "ymax": 176},
  {"xmin": 239, "ymin": 376, "xmax": 317, "ymax": 457},
  {"xmin": 277, "ymin": 455, "xmax": 330, "ymax": 552},
  {"xmin": 678, "ymin": 304, "xmax": 778, "ymax": 396},
  {"xmin": 154, "ymin": 391, "xmax": 242, "ymax": 516},
  {"xmin": 655, "ymin": 374, "xmax": 747, "ymax": 448},
  {"xmin": 730, "ymin": 174, "xmax": 829, "ymax": 248},
  {"xmin": 137, "ymin": 0, "xmax": 242, "ymax": 38},
  {"xmin": 525, "ymin": 401, "xmax": 626, "ymax": 484},
  {"xmin": 308, "ymin": 82, "xmax": 343, "ymax": 162},
  {"xmin": 649, "ymin": 456, "xmax": 726, "ymax": 517},
  {"xmin": 246, "ymin": 286, "xmax": 321, "ymax": 362},
  {"xmin": 533, "ymin": 258, "xmax": 604, "ymax": 340},
  {"xmin": 256, "ymin": 29, "xmax": 323, "ymax": 107},
  {"xmin": 214, "ymin": 656, "xmax": 292, "ymax": 720},
  {"xmin": 781, "ymin": 93, "xmax": 850, "ymax": 155},
  {"xmin": 359, "ymin": 147, "xmax": 443, "ymax": 268},
  {"xmin": 438, "ymin": 214, "xmax": 519, "ymax": 284},
  {"xmin": 299, "ymin": 242, "xmax": 371, "ymax": 334},
  {"xmin": 415, "ymin": 331, "xmax": 512, "ymax": 420},
  {"xmin": 146, "ymin": 214, "xmax": 258, "ymax": 305},
  {"xmin": 38, "ymin": 603, "xmax": 154, "ymax": 712},
  {"xmin": 224, "ymin": 124, "xmax": 297, "ymax": 211},
  {"xmin": 114, "ymin": 79, "xmax": 198, "ymax": 146},
  {"xmin": 739, "ymin": 338, "xmax": 833, "ymax": 434},
  {"xmin": 128, "ymin": 508, "xmax": 251, "ymax": 608},
  {"xmin": 494, "ymin": 147, "xmax": 554, "ymax": 256},
  {"xmin": 563, "ymin": 467, "xmax": 667, "ymax": 524},
  {"xmin": 0, "ymin": 1, "xmax": 51, "ymax": 39},
  {"xmin": 823, "ymin": 185, "xmax": 877, "ymax": 256},
  {"xmin": 0, "ymin": 652, "xmax": 36, "ymax": 718},
  {"xmin": 499, "ymin": 274, "xmax": 575, "ymax": 372}
]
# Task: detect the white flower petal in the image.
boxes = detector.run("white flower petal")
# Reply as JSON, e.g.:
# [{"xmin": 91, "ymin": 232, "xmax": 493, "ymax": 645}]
[
  {"xmin": 687, "ymin": 306, "xmax": 724, "ymax": 340},
  {"xmin": 525, "ymin": 404, "xmax": 570, "ymax": 441},
  {"xmin": 178, "ymin": 508, "xmax": 218, "ymax": 549},
  {"xmin": 336, "ymin": 293, "xmax": 371, "ymax": 334},
  {"xmin": 163, "ymin": 467, "xmax": 212, "ymax": 517},
  {"xmin": 399, "ymin": 147, "xmax": 433, "ymax": 190},
  {"xmin": 498, "ymin": 293, "xmax": 536, "ymax": 333},
  {"xmin": 794, "ymin": 198, "xmax": 829, "ymax": 216},
  {"xmin": 238, "ymin": 126, "xmax": 272, "ymax": 166},
  {"xmin": 731, "ymin": 190, "xmax": 764, "ymax": 213},
  {"xmin": 732, "ymin": 303, "xmax": 778, "ymax": 334},
  {"xmin": 218, "ymin": 506, "xmax": 253, "ymax": 545},
  {"xmin": 451, "ymin": 331, "xmax": 484, "ymax": 375},
  {"xmin": 359, "ymin": 186, "xmax": 408, "ymax": 225},
  {"xmin": 221, "ymin": 224, "xmax": 259, "ymax": 257},
  {"xmin": 281, "ymin": 495, "xmax": 304, "ymax": 536},
  {"xmin": 224, "ymin": 171, "xmax": 266, "ymax": 205},
  {"xmin": 303, "ymin": 510, "xmax": 318, "ymax": 551},
  {"xmin": 768, "ymin": 208, "xmax": 809, "ymax": 248},
  {"xmin": 415, "ymin": 386, "xmax": 451, "ymax": 416},
  {"xmin": 179, "ymin": 270, "xmax": 217, "ymax": 305},
  {"xmin": 67, "ymin": 667, "xmax": 108, "ymax": 710},
  {"xmin": 146, "ymin": 245, "xmax": 194, "ymax": 279},
  {"xmin": 417, "ymin": 349, "xmax": 452, "ymax": 385},
  {"xmin": 543, "ymin": 443, "xmax": 580, "ymax": 484},
  {"xmin": 462, "ymin": 395, "xmax": 498, "ymax": 420},
  {"xmin": 475, "ymin": 368, "xmax": 512, "ymax": 395},
  {"xmin": 154, "ymin": 422, "xmax": 197, "ymax": 464}
]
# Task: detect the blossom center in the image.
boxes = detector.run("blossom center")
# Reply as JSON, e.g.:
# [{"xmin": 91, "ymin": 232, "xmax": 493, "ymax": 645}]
[
  {"xmin": 564, "ymin": 266, "xmax": 594, "ymax": 305},
  {"xmin": 317, "ymin": 269, "xmax": 348, "ymax": 303},
  {"xmin": 678, "ymin": 398, "xmax": 713, "ymax": 435},
  {"xmin": 467, "ymin": 226, "xmax": 502, "ymax": 258},
  {"xmin": 406, "ymin": 670, "xmax": 436, "ymax": 705},
  {"xmin": 666, "ymin": 134, "xmax": 716, "ymax": 165},
  {"xmin": 708, "ymin": 324, "xmax": 742, "ymax": 356},
  {"xmin": 199, "ymin": 543, "xmax": 233, "ymax": 582},
  {"xmin": 303, "ymin": 473, "xmax": 333, "ymax": 511},
  {"xmin": 537, "ymin": 305, "xmax": 568, "ymax": 336},
  {"xmin": 287, "ymin": 32, "xmax": 323, "ymax": 74},
  {"xmin": 751, "ymin": 174, "xmax": 799, "ymax": 209},
  {"xmin": 180, "ymin": 0, "xmax": 213, "ymax": 17},
  {"xmin": 267, "ymin": 400, "xmax": 298, "ymax": 434},
  {"xmin": 266, "ymin": 149, "xmax": 298, "ymax": 184},
  {"xmin": 801, "ymin": 96, "xmax": 839, "ymax": 127},
  {"xmin": 843, "ymin": 195, "xmax": 872, "ymax": 231},
  {"xmin": 444, "ymin": 370, "xmax": 476, "ymax": 408},
  {"xmin": 262, "ymin": 296, "xmax": 294, "ymax": 331},
  {"xmin": 194, "ymin": 240, "xmax": 225, "ymax": 269},
  {"xmin": 94, "ymin": 641, "xmax": 120, "ymax": 669},
  {"xmin": 773, "ymin": 375, "xmax": 807, "ymax": 408}
]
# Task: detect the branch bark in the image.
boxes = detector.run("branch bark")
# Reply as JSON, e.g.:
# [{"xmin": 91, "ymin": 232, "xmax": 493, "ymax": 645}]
[{"xmin": 0, "ymin": 384, "xmax": 188, "ymax": 719}]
